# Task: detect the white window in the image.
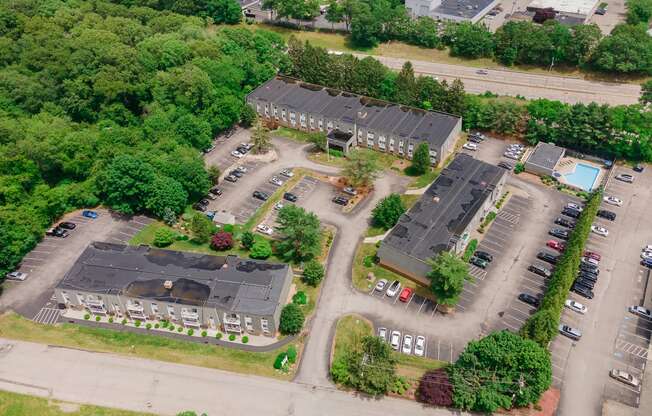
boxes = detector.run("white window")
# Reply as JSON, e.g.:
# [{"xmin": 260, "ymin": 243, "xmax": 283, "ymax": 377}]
[
  {"xmin": 261, "ymin": 318, "xmax": 270, "ymax": 334},
  {"xmin": 167, "ymin": 305, "xmax": 176, "ymax": 318},
  {"xmin": 113, "ymin": 303, "xmax": 122, "ymax": 315},
  {"xmin": 273, "ymin": 106, "xmax": 278, "ymax": 118},
  {"xmin": 378, "ymin": 136, "xmax": 386, "ymax": 150},
  {"xmin": 367, "ymin": 131, "xmax": 375, "ymax": 140},
  {"xmin": 289, "ymin": 111, "xmax": 296, "ymax": 125},
  {"xmin": 76, "ymin": 293, "xmax": 85, "ymax": 305},
  {"xmin": 264, "ymin": 104, "xmax": 269, "ymax": 116},
  {"xmin": 61, "ymin": 291, "xmax": 70, "ymax": 304},
  {"xmin": 256, "ymin": 103, "xmax": 260, "ymax": 113},
  {"xmin": 245, "ymin": 316, "xmax": 254, "ymax": 332},
  {"xmin": 327, "ymin": 121, "xmax": 333, "ymax": 130},
  {"xmin": 389, "ymin": 138, "xmax": 395, "ymax": 151},
  {"xmin": 367, "ymin": 138, "xmax": 374, "ymax": 147},
  {"xmin": 151, "ymin": 303, "xmax": 159, "ymax": 314},
  {"xmin": 309, "ymin": 116, "xmax": 314, "ymax": 128},
  {"xmin": 281, "ymin": 109, "xmax": 286, "ymax": 121},
  {"xmin": 357, "ymin": 129, "xmax": 363, "ymax": 143},
  {"xmin": 318, "ymin": 119, "xmax": 323, "ymax": 131}
]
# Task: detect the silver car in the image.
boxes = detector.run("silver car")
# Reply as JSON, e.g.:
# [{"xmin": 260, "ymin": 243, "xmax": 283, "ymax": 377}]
[
  {"xmin": 414, "ymin": 336, "xmax": 426, "ymax": 357},
  {"xmin": 5, "ymin": 271, "xmax": 28, "ymax": 281},
  {"xmin": 374, "ymin": 279, "xmax": 388, "ymax": 292},
  {"xmin": 377, "ymin": 327, "xmax": 387, "ymax": 341},
  {"xmin": 402, "ymin": 335, "xmax": 413, "ymax": 354},
  {"xmin": 390, "ymin": 330, "xmax": 401, "ymax": 350},
  {"xmin": 269, "ymin": 176, "xmax": 283, "ymax": 186},
  {"xmin": 386, "ymin": 280, "xmax": 401, "ymax": 297}
]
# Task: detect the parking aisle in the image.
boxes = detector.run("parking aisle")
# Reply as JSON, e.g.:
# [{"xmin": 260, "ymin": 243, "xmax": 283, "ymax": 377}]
[{"xmin": 374, "ymin": 322, "xmax": 461, "ymax": 363}]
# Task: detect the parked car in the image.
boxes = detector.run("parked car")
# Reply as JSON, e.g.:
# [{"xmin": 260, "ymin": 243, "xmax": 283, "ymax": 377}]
[
  {"xmin": 584, "ymin": 250, "xmax": 601, "ymax": 261},
  {"xmin": 82, "ymin": 210, "xmax": 98, "ymax": 219},
  {"xmin": 633, "ymin": 164, "xmax": 644, "ymax": 172},
  {"xmin": 529, "ymin": 264, "xmax": 552, "ymax": 278},
  {"xmin": 236, "ymin": 146, "xmax": 248, "ymax": 155},
  {"xmin": 269, "ymin": 176, "xmax": 283, "ymax": 186},
  {"xmin": 390, "ymin": 331, "xmax": 401, "ymax": 350},
  {"xmin": 579, "ymin": 262, "xmax": 599, "ymax": 273},
  {"xmin": 192, "ymin": 203, "xmax": 207, "ymax": 212},
  {"xmin": 235, "ymin": 165, "xmax": 248, "ymax": 174},
  {"xmin": 375, "ymin": 279, "xmax": 388, "ymax": 292},
  {"xmin": 549, "ymin": 228, "xmax": 569, "ymax": 240},
  {"xmin": 230, "ymin": 170, "xmax": 243, "ymax": 178},
  {"xmin": 642, "ymin": 258, "xmax": 652, "ymax": 268},
  {"xmin": 469, "ymin": 135, "xmax": 483, "ymax": 143},
  {"xmin": 5, "ymin": 271, "xmax": 28, "ymax": 281},
  {"xmin": 252, "ymin": 190, "xmax": 270, "ymax": 201},
  {"xmin": 274, "ymin": 201, "xmax": 284, "ymax": 211},
  {"xmin": 574, "ymin": 277, "xmax": 595, "ymax": 290},
  {"xmin": 206, "ymin": 193, "xmax": 218, "ymax": 201},
  {"xmin": 399, "ymin": 287, "xmax": 414, "ymax": 302},
  {"xmin": 504, "ymin": 152, "xmax": 521, "ymax": 160},
  {"xmin": 565, "ymin": 299, "xmax": 587, "ymax": 314},
  {"xmin": 231, "ymin": 150, "xmax": 244, "ymax": 158},
  {"xmin": 386, "ymin": 280, "xmax": 401, "ymax": 297},
  {"xmin": 547, "ymin": 240, "xmax": 566, "ymax": 252},
  {"xmin": 581, "ymin": 256, "xmax": 599, "ymax": 266},
  {"xmin": 378, "ymin": 327, "xmax": 387, "ymax": 341},
  {"xmin": 597, "ymin": 210, "xmax": 616, "ymax": 221},
  {"xmin": 562, "ymin": 207, "xmax": 581, "ymax": 219},
  {"xmin": 58, "ymin": 221, "xmax": 76, "ymax": 230},
  {"xmin": 414, "ymin": 336, "xmax": 426, "ymax": 357},
  {"xmin": 518, "ymin": 293, "xmax": 540, "ymax": 307},
  {"xmin": 470, "ymin": 131, "xmax": 486, "ymax": 140},
  {"xmin": 554, "ymin": 217, "xmax": 575, "ymax": 229},
  {"xmin": 209, "ymin": 187, "xmax": 222, "ymax": 196},
  {"xmin": 224, "ymin": 174, "xmax": 238, "ymax": 183},
  {"xmin": 558, "ymin": 324, "xmax": 582, "ymax": 340},
  {"xmin": 591, "ymin": 224, "xmax": 609, "ymax": 236},
  {"xmin": 46, "ymin": 227, "xmax": 69, "ymax": 238},
  {"xmin": 469, "ymin": 256, "xmax": 488, "ymax": 269},
  {"xmin": 332, "ymin": 196, "xmax": 349, "ymax": 206},
  {"xmin": 610, "ymin": 369, "xmax": 640, "ymax": 388},
  {"xmin": 629, "ymin": 305, "xmax": 652, "ymax": 319},
  {"xmin": 474, "ymin": 250, "xmax": 493, "ymax": 262},
  {"xmin": 603, "ymin": 196, "xmax": 623, "ymax": 206},
  {"xmin": 198, "ymin": 199, "xmax": 210, "ymax": 207},
  {"xmin": 280, "ymin": 169, "xmax": 294, "ymax": 178},
  {"xmin": 476, "ymin": 69, "xmax": 489, "ymax": 75},
  {"xmin": 577, "ymin": 270, "xmax": 598, "ymax": 282},
  {"xmin": 566, "ymin": 202, "xmax": 583, "ymax": 212},
  {"xmin": 571, "ymin": 283, "xmax": 594, "ymax": 299},
  {"xmin": 463, "ymin": 143, "xmax": 478, "ymax": 151},
  {"xmin": 283, "ymin": 192, "xmax": 298, "ymax": 202},
  {"xmin": 402, "ymin": 335, "xmax": 413, "ymax": 354},
  {"xmin": 256, "ymin": 224, "xmax": 273, "ymax": 235},
  {"xmin": 616, "ymin": 173, "xmax": 634, "ymax": 183},
  {"xmin": 497, "ymin": 161, "xmax": 514, "ymax": 170},
  {"xmin": 343, "ymin": 187, "xmax": 357, "ymax": 196},
  {"xmin": 537, "ymin": 251, "xmax": 558, "ymax": 264}
]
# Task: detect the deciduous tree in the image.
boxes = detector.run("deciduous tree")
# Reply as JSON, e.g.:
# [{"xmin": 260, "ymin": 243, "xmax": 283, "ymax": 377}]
[
  {"xmin": 279, "ymin": 303, "xmax": 305, "ymax": 334},
  {"xmin": 276, "ymin": 205, "xmax": 322, "ymax": 262},
  {"xmin": 342, "ymin": 150, "xmax": 380, "ymax": 188},
  {"xmin": 371, "ymin": 193, "xmax": 405, "ymax": 229},
  {"xmin": 427, "ymin": 251, "xmax": 470, "ymax": 307}
]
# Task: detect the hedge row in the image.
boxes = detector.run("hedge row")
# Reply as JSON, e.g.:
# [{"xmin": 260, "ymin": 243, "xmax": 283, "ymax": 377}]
[{"xmin": 520, "ymin": 188, "xmax": 603, "ymax": 346}]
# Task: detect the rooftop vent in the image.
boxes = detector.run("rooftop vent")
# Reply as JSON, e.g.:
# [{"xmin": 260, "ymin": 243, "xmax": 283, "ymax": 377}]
[{"xmin": 163, "ymin": 280, "xmax": 173, "ymax": 290}]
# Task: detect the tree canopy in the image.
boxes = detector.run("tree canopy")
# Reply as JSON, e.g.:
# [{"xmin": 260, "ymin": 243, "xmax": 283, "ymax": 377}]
[
  {"xmin": 371, "ymin": 193, "xmax": 405, "ymax": 229},
  {"xmin": 427, "ymin": 251, "xmax": 469, "ymax": 307},
  {"xmin": 276, "ymin": 204, "xmax": 323, "ymax": 262}
]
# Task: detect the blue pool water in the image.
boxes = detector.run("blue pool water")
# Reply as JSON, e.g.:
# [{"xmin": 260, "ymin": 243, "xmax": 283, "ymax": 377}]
[{"xmin": 562, "ymin": 163, "xmax": 600, "ymax": 191}]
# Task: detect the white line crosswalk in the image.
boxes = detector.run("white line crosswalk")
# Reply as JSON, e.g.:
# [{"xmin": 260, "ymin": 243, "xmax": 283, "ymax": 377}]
[
  {"xmin": 33, "ymin": 308, "xmax": 61, "ymax": 325},
  {"xmin": 468, "ymin": 265, "xmax": 487, "ymax": 280},
  {"xmin": 498, "ymin": 210, "xmax": 520, "ymax": 225},
  {"xmin": 616, "ymin": 339, "xmax": 649, "ymax": 359}
]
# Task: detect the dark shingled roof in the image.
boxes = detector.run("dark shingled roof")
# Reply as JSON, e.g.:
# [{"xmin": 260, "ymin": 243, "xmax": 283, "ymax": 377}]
[
  {"xmin": 248, "ymin": 76, "xmax": 460, "ymax": 149},
  {"xmin": 526, "ymin": 142, "xmax": 565, "ymax": 171},
  {"xmin": 382, "ymin": 154, "xmax": 505, "ymax": 262},
  {"xmin": 57, "ymin": 242, "xmax": 290, "ymax": 315}
]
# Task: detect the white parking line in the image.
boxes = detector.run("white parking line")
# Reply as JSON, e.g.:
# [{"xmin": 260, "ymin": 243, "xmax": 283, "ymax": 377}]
[
  {"xmin": 481, "ymin": 240, "xmax": 504, "ymax": 250},
  {"xmin": 607, "ymin": 378, "xmax": 641, "ymax": 394},
  {"xmin": 30, "ymin": 250, "xmax": 52, "ymax": 255},
  {"xmin": 502, "ymin": 321, "xmax": 520, "ymax": 332}
]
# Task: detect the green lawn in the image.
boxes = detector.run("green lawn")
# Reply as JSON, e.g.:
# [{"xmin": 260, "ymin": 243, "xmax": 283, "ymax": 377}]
[
  {"xmin": 272, "ymin": 127, "xmax": 314, "ymax": 142},
  {"xmin": 0, "ymin": 390, "xmax": 153, "ymax": 416},
  {"xmin": 0, "ymin": 313, "xmax": 297, "ymax": 380}
]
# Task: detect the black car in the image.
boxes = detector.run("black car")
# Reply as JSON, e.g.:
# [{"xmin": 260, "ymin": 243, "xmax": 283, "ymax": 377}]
[
  {"xmin": 634, "ymin": 164, "xmax": 644, "ymax": 172},
  {"xmin": 230, "ymin": 170, "xmax": 243, "ymax": 178},
  {"xmin": 575, "ymin": 277, "xmax": 595, "ymax": 290},
  {"xmin": 562, "ymin": 208, "xmax": 581, "ymax": 219},
  {"xmin": 474, "ymin": 250, "xmax": 493, "ymax": 262},
  {"xmin": 549, "ymin": 228, "xmax": 569, "ymax": 240},
  {"xmin": 537, "ymin": 251, "xmax": 558, "ymax": 264},
  {"xmin": 332, "ymin": 196, "xmax": 349, "ymax": 206},
  {"xmin": 198, "ymin": 199, "xmax": 210, "ymax": 206},
  {"xmin": 252, "ymin": 191, "xmax": 269, "ymax": 201},
  {"xmin": 578, "ymin": 271, "xmax": 598, "ymax": 282},
  {"xmin": 572, "ymin": 283, "xmax": 594, "ymax": 299},
  {"xmin": 46, "ymin": 227, "xmax": 69, "ymax": 238},
  {"xmin": 580, "ymin": 262, "xmax": 599, "ymax": 274},
  {"xmin": 529, "ymin": 264, "xmax": 552, "ymax": 278},
  {"xmin": 209, "ymin": 187, "xmax": 222, "ymax": 196},
  {"xmin": 554, "ymin": 217, "xmax": 575, "ymax": 229},
  {"xmin": 469, "ymin": 135, "xmax": 483, "ymax": 143},
  {"xmin": 497, "ymin": 161, "xmax": 514, "ymax": 170},
  {"xmin": 518, "ymin": 293, "xmax": 540, "ymax": 307},
  {"xmin": 224, "ymin": 175, "xmax": 238, "ymax": 183},
  {"xmin": 573, "ymin": 279, "xmax": 595, "ymax": 293},
  {"xmin": 192, "ymin": 203, "xmax": 207, "ymax": 212},
  {"xmin": 236, "ymin": 146, "xmax": 248, "ymax": 154},
  {"xmin": 597, "ymin": 209, "xmax": 616, "ymax": 221},
  {"xmin": 283, "ymin": 192, "xmax": 298, "ymax": 202},
  {"xmin": 58, "ymin": 221, "xmax": 76, "ymax": 230}
]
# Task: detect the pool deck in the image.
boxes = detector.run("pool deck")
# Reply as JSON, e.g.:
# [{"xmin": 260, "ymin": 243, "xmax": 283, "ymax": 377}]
[{"xmin": 555, "ymin": 157, "xmax": 605, "ymax": 191}]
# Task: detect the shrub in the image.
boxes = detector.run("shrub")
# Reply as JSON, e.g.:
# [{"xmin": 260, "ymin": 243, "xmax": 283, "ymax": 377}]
[
  {"xmin": 240, "ymin": 231, "xmax": 255, "ymax": 250},
  {"xmin": 210, "ymin": 231, "xmax": 233, "ymax": 251},
  {"xmin": 201, "ymin": 330, "xmax": 207, "ymax": 337},
  {"xmin": 161, "ymin": 321, "xmax": 169, "ymax": 328},
  {"xmin": 216, "ymin": 332, "xmax": 223, "ymax": 339},
  {"xmin": 292, "ymin": 291, "xmax": 307, "ymax": 305},
  {"xmin": 371, "ymin": 193, "xmax": 406, "ymax": 229},
  {"xmin": 154, "ymin": 323, "xmax": 160, "ymax": 329},
  {"xmin": 274, "ymin": 352, "xmax": 288, "ymax": 369},
  {"xmin": 84, "ymin": 314, "xmax": 90, "ymax": 320},
  {"xmin": 250, "ymin": 239, "xmax": 272, "ymax": 259},
  {"xmin": 229, "ymin": 334, "xmax": 236, "ymax": 341},
  {"xmin": 363, "ymin": 255, "xmax": 374, "ymax": 267},
  {"xmin": 108, "ymin": 317, "xmax": 114, "ymax": 323},
  {"xmin": 279, "ymin": 303, "xmax": 305, "ymax": 335},
  {"xmin": 462, "ymin": 239, "xmax": 478, "ymax": 262},
  {"xmin": 146, "ymin": 323, "xmax": 152, "ymax": 330},
  {"xmin": 121, "ymin": 318, "xmax": 127, "ymax": 325},
  {"xmin": 417, "ymin": 369, "xmax": 453, "ymax": 406},
  {"xmin": 187, "ymin": 329, "xmax": 194, "ymax": 336},
  {"xmin": 177, "ymin": 326, "xmax": 183, "ymax": 332},
  {"xmin": 169, "ymin": 325, "xmax": 175, "ymax": 331},
  {"xmin": 391, "ymin": 376, "xmax": 411, "ymax": 395},
  {"xmin": 286, "ymin": 345, "xmax": 298, "ymax": 364},
  {"xmin": 153, "ymin": 227, "xmax": 176, "ymax": 247},
  {"xmin": 242, "ymin": 336, "xmax": 249, "ymax": 344},
  {"xmin": 514, "ymin": 162, "xmax": 525, "ymax": 174},
  {"xmin": 135, "ymin": 320, "xmax": 141, "ymax": 327},
  {"xmin": 95, "ymin": 315, "xmax": 101, "ymax": 322},
  {"xmin": 302, "ymin": 260, "xmax": 325, "ymax": 286}
]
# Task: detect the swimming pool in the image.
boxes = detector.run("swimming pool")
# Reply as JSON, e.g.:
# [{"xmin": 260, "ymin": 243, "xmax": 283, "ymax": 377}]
[{"xmin": 561, "ymin": 163, "xmax": 600, "ymax": 191}]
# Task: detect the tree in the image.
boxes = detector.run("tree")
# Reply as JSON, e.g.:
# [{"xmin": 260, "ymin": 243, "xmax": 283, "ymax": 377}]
[
  {"xmin": 444, "ymin": 22, "xmax": 494, "ymax": 59},
  {"xmin": 276, "ymin": 205, "xmax": 322, "ymax": 262},
  {"xmin": 302, "ymin": 259, "xmax": 325, "ymax": 286},
  {"xmin": 641, "ymin": 80, "xmax": 652, "ymax": 104},
  {"xmin": 325, "ymin": 0, "xmax": 344, "ymax": 30},
  {"xmin": 250, "ymin": 238, "xmax": 272, "ymax": 259},
  {"xmin": 145, "ymin": 175, "xmax": 188, "ymax": 218},
  {"xmin": 520, "ymin": 309, "xmax": 559, "ymax": 347},
  {"xmin": 409, "ymin": 142, "xmax": 431, "ymax": 175},
  {"xmin": 626, "ymin": 0, "xmax": 652, "ymax": 24},
  {"xmin": 98, "ymin": 155, "xmax": 155, "ymax": 215},
  {"xmin": 189, "ymin": 213, "xmax": 215, "ymax": 244},
  {"xmin": 427, "ymin": 251, "xmax": 470, "ymax": 307},
  {"xmin": 279, "ymin": 303, "xmax": 305, "ymax": 334},
  {"xmin": 153, "ymin": 227, "xmax": 176, "ymax": 247},
  {"xmin": 350, "ymin": 3, "xmax": 381, "ymax": 47},
  {"xmin": 211, "ymin": 231, "xmax": 233, "ymax": 250},
  {"xmin": 342, "ymin": 150, "xmax": 380, "ymax": 188},
  {"xmin": 591, "ymin": 24, "xmax": 652, "ymax": 75},
  {"xmin": 251, "ymin": 118, "xmax": 271, "ymax": 154},
  {"xmin": 207, "ymin": 0, "xmax": 243, "ymax": 24},
  {"xmin": 240, "ymin": 230, "xmax": 255, "ymax": 250},
  {"xmin": 307, "ymin": 131, "xmax": 327, "ymax": 152},
  {"xmin": 394, "ymin": 61, "xmax": 418, "ymax": 106},
  {"xmin": 341, "ymin": 335, "xmax": 397, "ymax": 396},
  {"xmin": 240, "ymin": 104, "xmax": 257, "ymax": 127},
  {"xmin": 449, "ymin": 331, "xmax": 552, "ymax": 412},
  {"xmin": 371, "ymin": 193, "xmax": 405, "ymax": 229},
  {"xmin": 417, "ymin": 369, "xmax": 453, "ymax": 406}
]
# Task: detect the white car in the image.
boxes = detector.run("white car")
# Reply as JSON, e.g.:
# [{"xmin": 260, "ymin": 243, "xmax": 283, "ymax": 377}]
[
  {"xmin": 566, "ymin": 202, "xmax": 583, "ymax": 212},
  {"xmin": 615, "ymin": 173, "xmax": 634, "ymax": 183},
  {"xmin": 414, "ymin": 336, "xmax": 426, "ymax": 357},
  {"xmin": 390, "ymin": 330, "xmax": 401, "ymax": 350},
  {"xmin": 610, "ymin": 369, "xmax": 640, "ymax": 387},
  {"xmin": 641, "ymin": 251, "xmax": 652, "ymax": 261},
  {"xmin": 591, "ymin": 225, "xmax": 609, "ymax": 237},
  {"xmin": 629, "ymin": 305, "xmax": 652, "ymax": 319},
  {"xmin": 374, "ymin": 279, "xmax": 388, "ymax": 292},
  {"xmin": 402, "ymin": 335, "xmax": 413, "ymax": 354},
  {"xmin": 463, "ymin": 143, "xmax": 478, "ymax": 151},
  {"xmin": 504, "ymin": 152, "xmax": 520, "ymax": 160},
  {"xmin": 274, "ymin": 201, "xmax": 284, "ymax": 211},
  {"xmin": 5, "ymin": 271, "xmax": 28, "ymax": 281},
  {"xmin": 280, "ymin": 169, "xmax": 294, "ymax": 178},
  {"xmin": 565, "ymin": 299, "xmax": 587, "ymax": 314},
  {"xmin": 603, "ymin": 196, "xmax": 623, "ymax": 206},
  {"xmin": 269, "ymin": 176, "xmax": 283, "ymax": 186},
  {"xmin": 231, "ymin": 150, "xmax": 244, "ymax": 158},
  {"xmin": 241, "ymin": 142, "xmax": 253, "ymax": 151},
  {"xmin": 256, "ymin": 224, "xmax": 273, "ymax": 235},
  {"xmin": 644, "ymin": 244, "xmax": 652, "ymax": 252},
  {"xmin": 581, "ymin": 256, "xmax": 599, "ymax": 266},
  {"xmin": 378, "ymin": 327, "xmax": 387, "ymax": 342},
  {"xmin": 235, "ymin": 165, "xmax": 248, "ymax": 174},
  {"xmin": 385, "ymin": 280, "xmax": 401, "ymax": 297}
]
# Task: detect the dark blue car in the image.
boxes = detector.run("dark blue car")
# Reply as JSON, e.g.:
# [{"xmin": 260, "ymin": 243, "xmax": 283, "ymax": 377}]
[{"xmin": 82, "ymin": 210, "xmax": 98, "ymax": 219}]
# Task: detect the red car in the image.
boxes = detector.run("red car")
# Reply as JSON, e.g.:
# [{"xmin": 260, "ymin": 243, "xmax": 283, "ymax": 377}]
[
  {"xmin": 546, "ymin": 240, "xmax": 566, "ymax": 252},
  {"xmin": 584, "ymin": 251, "xmax": 601, "ymax": 261},
  {"xmin": 399, "ymin": 287, "xmax": 414, "ymax": 302}
]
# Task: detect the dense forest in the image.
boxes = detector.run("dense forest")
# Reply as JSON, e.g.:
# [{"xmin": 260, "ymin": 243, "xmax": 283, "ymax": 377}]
[{"xmin": 0, "ymin": 0, "xmax": 288, "ymax": 277}]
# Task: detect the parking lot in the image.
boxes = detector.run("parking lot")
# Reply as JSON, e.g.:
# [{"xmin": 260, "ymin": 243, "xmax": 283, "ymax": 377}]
[{"xmin": 373, "ymin": 321, "xmax": 462, "ymax": 363}]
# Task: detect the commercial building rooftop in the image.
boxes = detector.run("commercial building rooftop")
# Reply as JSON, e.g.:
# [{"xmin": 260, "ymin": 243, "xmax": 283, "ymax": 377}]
[
  {"xmin": 382, "ymin": 154, "xmax": 505, "ymax": 262},
  {"xmin": 526, "ymin": 142, "xmax": 565, "ymax": 172},
  {"xmin": 434, "ymin": 0, "xmax": 498, "ymax": 19},
  {"xmin": 58, "ymin": 242, "xmax": 290, "ymax": 315},
  {"xmin": 528, "ymin": 0, "xmax": 598, "ymax": 15},
  {"xmin": 248, "ymin": 76, "xmax": 461, "ymax": 149}
]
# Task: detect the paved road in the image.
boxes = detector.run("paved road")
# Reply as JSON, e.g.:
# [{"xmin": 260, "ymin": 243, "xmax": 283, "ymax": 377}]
[
  {"xmin": 0, "ymin": 338, "xmax": 467, "ymax": 416},
  {"xmin": 351, "ymin": 53, "xmax": 641, "ymax": 106}
]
